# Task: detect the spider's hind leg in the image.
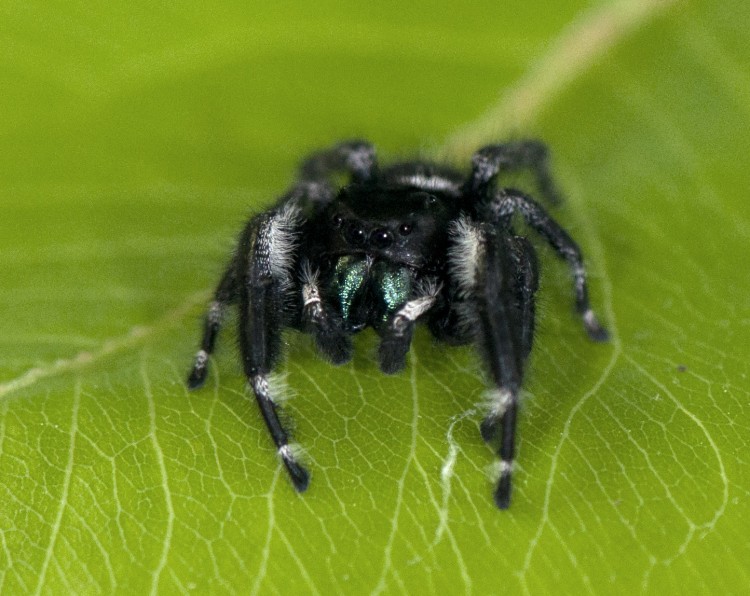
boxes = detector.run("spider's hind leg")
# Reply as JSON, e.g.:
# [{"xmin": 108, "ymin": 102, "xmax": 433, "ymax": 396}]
[
  {"xmin": 488, "ymin": 190, "xmax": 608, "ymax": 342},
  {"xmin": 187, "ymin": 258, "xmax": 239, "ymax": 389},
  {"xmin": 299, "ymin": 139, "xmax": 377, "ymax": 184},
  {"xmin": 469, "ymin": 140, "xmax": 562, "ymax": 205}
]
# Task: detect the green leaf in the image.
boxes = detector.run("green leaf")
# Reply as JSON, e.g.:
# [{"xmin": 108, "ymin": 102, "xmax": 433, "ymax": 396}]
[{"xmin": 2, "ymin": 0, "xmax": 748, "ymax": 593}]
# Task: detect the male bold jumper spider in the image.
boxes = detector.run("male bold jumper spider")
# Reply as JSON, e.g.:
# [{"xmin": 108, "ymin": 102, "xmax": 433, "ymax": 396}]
[{"xmin": 186, "ymin": 139, "xmax": 608, "ymax": 509}]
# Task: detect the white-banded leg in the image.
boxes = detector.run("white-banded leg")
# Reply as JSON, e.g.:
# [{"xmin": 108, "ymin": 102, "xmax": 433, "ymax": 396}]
[
  {"xmin": 238, "ymin": 206, "xmax": 310, "ymax": 492},
  {"xmin": 448, "ymin": 218, "xmax": 525, "ymax": 509},
  {"xmin": 488, "ymin": 190, "xmax": 608, "ymax": 341},
  {"xmin": 187, "ymin": 259, "xmax": 239, "ymax": 389},
  {"xmin": 469, "ymin": 140, "xmax": 562, "ymax": 205},
  {"xmin": 299, "ymin": 139, "xmax": 377, "ymax": 184},
  {"xmin": 378, "ymin": 280, "xmax": 441, "ymax": 374},
  {"xmin": 301, "ymin": 263, "xmax": 352, "ymax": 364},
  {"xmin": 480, "ymin": 388, "xmax": 513, "ymax": 442},
  {"xmin": 251, "ymin": 375, "xmax": 309, "ymax": 491},
  {"xmin": 475, "ymin": 232, "xmax": 527, "ymax": 509}
]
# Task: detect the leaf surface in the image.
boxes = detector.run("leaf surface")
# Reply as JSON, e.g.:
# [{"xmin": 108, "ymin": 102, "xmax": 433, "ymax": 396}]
[{"xmin": 1, "ymin": 0, "xmax": 748, "ymax": 593}]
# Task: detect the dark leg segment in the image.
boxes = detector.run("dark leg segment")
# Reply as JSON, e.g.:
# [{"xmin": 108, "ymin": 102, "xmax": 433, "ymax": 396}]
[
  {"xmin": 251, "ymin": 376, "xmax": 309, "ymax": 490},
  {"xmin": 510, "ymin": 236, "xmax": 539, "ymax": 360},
  {"xmin": 471, "ymin": 230, "xmax": 527, "ymax": 509},
  {"xmin": 299, "ymin": 139, "xmax": 377, "ymax": 184},
  {"xmin": 469, "ymin": 141, "xmax": 562, "ymax": 205},
  {"xmin": 187, "ymin": 258, "xmax": 239, "ymax": 389},
  {"xmin": 487, "ymin": 236, "xmax": 539, "ymax": 509},
  {"xmin": 488, "ymin": 190, "xmax": 609, "ymax": 341},
  {"xmin": 238, "ymin": 211, "xmax": 310, "ymax": 492}
]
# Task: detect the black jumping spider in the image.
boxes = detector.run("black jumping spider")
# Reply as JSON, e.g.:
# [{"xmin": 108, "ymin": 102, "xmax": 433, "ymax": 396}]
[{"xmin": 187, "ymin": 140, "xmax": 607, "ymax": 509}]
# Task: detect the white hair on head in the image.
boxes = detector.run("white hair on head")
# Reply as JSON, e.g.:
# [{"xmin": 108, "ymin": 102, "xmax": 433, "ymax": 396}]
[{"xmin": 396, "ymin": 174, "xmax": 461, "ymax": 193}]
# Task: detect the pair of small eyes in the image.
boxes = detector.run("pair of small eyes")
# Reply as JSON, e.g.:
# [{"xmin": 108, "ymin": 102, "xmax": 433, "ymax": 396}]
[{"xmin": 332, "ymin": 214, "xmax": 414, "ymax": 248}]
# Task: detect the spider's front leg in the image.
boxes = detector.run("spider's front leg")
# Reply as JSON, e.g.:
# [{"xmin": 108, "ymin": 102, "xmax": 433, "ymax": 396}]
[
  {"xmin": 449, "ymin": 218, "xmax": 532, "ymax": 509},
  {"xmin": 237, "ymin": 203, "xmax": 310, "ymax": 492}
]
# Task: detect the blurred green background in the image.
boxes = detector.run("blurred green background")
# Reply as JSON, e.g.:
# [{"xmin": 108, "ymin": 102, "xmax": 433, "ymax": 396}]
[{"xmin": 1, "ymin": 0, "xmax": 749, "ymax": 593}]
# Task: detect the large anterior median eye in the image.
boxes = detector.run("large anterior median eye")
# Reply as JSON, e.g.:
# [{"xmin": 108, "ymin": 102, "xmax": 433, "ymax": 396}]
[
  {"xmin": 370, "ymin": 228, "xmax": 394, "ymax": 248},
  {"xmin": 344, "ymin": 222, "xmax": 366, "ymax": 246}
]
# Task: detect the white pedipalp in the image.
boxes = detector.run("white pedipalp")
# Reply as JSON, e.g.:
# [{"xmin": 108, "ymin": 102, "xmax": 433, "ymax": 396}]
[
  {"xmin": 300, "ymin": 261, "xmax": 322, "ymax": 308},
  {"xmin": 395, "ymin": 295, "xmax": 436, "ymax": 322}
]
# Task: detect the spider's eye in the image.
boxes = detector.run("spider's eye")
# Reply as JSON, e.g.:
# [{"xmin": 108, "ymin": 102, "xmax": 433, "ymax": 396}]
[
  {"xmin": 344, "ymin": 223, "xmax": 366, "ymax": 246},
  {"xmin": 332, "ymin": 214, "xmax": 343, "ymax": 228},
  {"xmin": 399, "ymin": 223, "xmax": 413, "ymax": 236},
  {"xmin": 414, "ymin": 191, "xmax": 438, "ymax": 208},
  {"xmin": 370, "ymin": 228, "xmax": 394, "ymax": 249}
]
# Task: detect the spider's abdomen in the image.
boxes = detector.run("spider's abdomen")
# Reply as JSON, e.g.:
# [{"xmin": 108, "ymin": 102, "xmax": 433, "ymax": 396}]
[{"xmin": 330, "ymin": 255, "xmax": 412, "ymax": 332}]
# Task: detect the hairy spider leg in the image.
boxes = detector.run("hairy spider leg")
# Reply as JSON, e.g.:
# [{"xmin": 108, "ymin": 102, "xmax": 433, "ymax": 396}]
[
  {"xmin": 188, "ymin": 135, "xmax": 374, "ymax": 369},
  {"xmin": 469, "ymin": 140, "xmax": 563, "ymax": 205},
  {"xmin": 475, "ymin": 230, "xmax": 528, "ymax": 510},
  {"xmin": 489, "ymin": 190, "xmax": 609, "ymax": 341},
  {"xmin": 187, "ymin": 258, "xmax": 239, "ymax": 389},
  {"xmin": 445, "ymin": 218, "xmax": 523, "ymax": 508},
  {"xmin": 512, "ymin": 236, "xmax": 540, "ymax": 361},
  {"xmin": 238, "ymin": 207, "xmax": 310, "ymax": 492},
  {"xmin": 377, "ymin": 286, "xmax": 440, "ymax": 374},
  {"xmin": 299, "ymin": 139, "xmax": 377, "ymax": 184}
]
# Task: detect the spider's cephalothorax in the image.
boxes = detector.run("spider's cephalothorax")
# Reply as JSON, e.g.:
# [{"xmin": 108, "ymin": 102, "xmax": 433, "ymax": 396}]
[{"xmin": 187, "ymin": 140, "xmax": 608, "ymax": 509}]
